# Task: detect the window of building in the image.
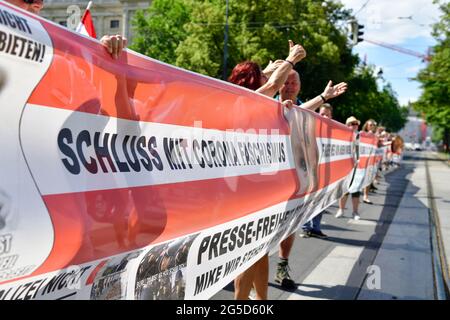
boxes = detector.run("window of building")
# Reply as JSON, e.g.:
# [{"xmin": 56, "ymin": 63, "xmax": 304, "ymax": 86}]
[{"xmin": 110, "ymin": 20, "xmax": 120, "ymax": 29}]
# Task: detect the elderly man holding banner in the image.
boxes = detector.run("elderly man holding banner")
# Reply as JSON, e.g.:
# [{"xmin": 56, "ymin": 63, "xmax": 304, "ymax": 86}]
[{"xmin": 272, "ymin": 71, "xmax": 348, "ymax": 290}]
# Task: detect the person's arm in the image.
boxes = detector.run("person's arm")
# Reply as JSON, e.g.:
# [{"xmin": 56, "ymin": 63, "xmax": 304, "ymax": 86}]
[
  {"xmin": 301, "ymin": 80, "xmax": 348, "ymax": 111},
  {"xmin": 114, "ymin": 73, "xmax": 139, "ymax": 120},
  {"xmin": 257, "ymin": 40, "xmax": 306, "ymax": 97},
  {"xmin": 261, "ymin": 59, "xmax": 285, "ymax": 79},
  {"xmin": 101, "ymin": 34, "xmax": 128, "ymax": 59}
]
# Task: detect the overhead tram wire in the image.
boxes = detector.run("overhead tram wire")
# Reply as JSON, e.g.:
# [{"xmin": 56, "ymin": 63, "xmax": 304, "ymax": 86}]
[{"xmin": 354, "ymin": 0, "xmax": 371, "ymax": 16}]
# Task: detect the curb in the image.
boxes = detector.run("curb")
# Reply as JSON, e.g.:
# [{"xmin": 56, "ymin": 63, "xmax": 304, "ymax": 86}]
[
  {"xmin": 433, "ymin": 152, "xmax": 450, "ymax": 167},
  {"xmin": 425, "ymin": 157, "xmax": 450, "ymax": 300}
]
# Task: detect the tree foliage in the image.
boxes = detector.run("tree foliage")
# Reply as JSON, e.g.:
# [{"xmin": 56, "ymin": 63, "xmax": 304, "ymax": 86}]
[
  {"xmin": 414, "ymin": 0, "xmax": 450, "ymax": 146},
  {"xmin": 332, "ymin": 65, "xmax": 407, "ymax": 132},
  {"xmin": 175, "ymin": 0, "xmax": 356, "ymax": 96},
  {"xmin": 129, "ymin": 0, "xmax": 192, "ymax": 64},
  {"xmin": 130, "ymin": 0, "xmax": 407, "ymax": 132}
]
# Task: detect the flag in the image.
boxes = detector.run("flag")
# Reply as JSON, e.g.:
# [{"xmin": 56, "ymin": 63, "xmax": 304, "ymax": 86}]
[{"xmin": 75, "ymin": 1, "xmax": 97, "ymax": 38}]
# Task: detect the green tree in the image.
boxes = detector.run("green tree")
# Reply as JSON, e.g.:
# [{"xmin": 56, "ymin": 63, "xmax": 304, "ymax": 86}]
[
  {"xmin": 129, "ymin": 0, "xmax": 192, "ymax": 65},
  {"xmin": 175, "ymin": 0, "xmax": 356, "ymax": 99},
  {"xmin": 377, "ymin": 84, "xmax": 408, "ymax": 132},
  {"xmin": 414, "ymin": 0, "xmax": 450, "ymax": 149},
  {"xmin": 333, "ymin": 64, "xmax": 407, "ymax": 132},
  {"xmin": 130, "ymin": 0, "xmax": 406, "ymax": 132}
]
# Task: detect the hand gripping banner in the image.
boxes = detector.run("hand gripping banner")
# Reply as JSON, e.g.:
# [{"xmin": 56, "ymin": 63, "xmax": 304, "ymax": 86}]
[{"xmin": 0, "ymin": 2, "xmax": 378, "ymax": 300}]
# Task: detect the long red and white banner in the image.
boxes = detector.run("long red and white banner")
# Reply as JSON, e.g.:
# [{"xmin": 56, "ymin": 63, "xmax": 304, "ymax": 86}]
[{"xmin": 0, "ymin": 2, "xmax": 385, "ymax": 300}]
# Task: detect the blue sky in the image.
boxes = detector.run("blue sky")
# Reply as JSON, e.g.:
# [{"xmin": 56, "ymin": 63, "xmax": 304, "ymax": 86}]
[{"xmin": 339, "ymin": 0, "xmax": 441, "ymax": 106}]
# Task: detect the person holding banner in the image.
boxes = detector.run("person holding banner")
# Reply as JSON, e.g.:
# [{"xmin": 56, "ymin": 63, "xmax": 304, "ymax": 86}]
[
  {"xmin": 273, "ymin": 74, "xmax": 348, "ymax": 289},
  {"xmin": 281, "ymin": 77, "xmax": 347, "ymax": 112},
  {"xmin": 5, "ymin": 0, "xmax": 127, "ymax": 59},
  {"xmin": 336, "ymin": 116, "xmax": 362, "ymax": 220},
  {"xmin": 372, "ymin": 125, "xmax": 387, "ymax": 187},
  {"xmin": 228, "ymin": 40, "xmax": 307, "ymax": 300},
  {"xmin": 361, "ymin": 119, "xmax": 378, "ymax": 204},
  {"xmin": 262, "ymin": 65, "xmax": 348, "ymax": 112}
]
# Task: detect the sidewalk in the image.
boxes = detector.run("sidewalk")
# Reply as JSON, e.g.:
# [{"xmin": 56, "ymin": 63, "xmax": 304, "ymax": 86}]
[
  {"xmin": 435, "ymin": 152, "xmax": 450, "ymax": 167},
  {"xmin": 427, "ymin": 152, "xmax": 450, "ymax": 296},
  {"xmin": 357, "ymin": 153, "xmax": 434, "ymax": 299}
]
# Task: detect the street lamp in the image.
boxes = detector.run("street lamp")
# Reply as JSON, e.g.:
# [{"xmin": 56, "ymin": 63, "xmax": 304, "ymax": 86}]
[{"xmin": 377, "ymin": 68, "xmax": 383, "ymax": 78}]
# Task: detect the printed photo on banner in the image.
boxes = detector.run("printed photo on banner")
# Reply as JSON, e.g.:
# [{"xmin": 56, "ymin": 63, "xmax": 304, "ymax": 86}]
[
  {"xmin": 286, "ymin": 107, "xmax": 319, "ymax": 196},
  {"xmin": 135, "ymin": 234, "xmax": 198, "ymax": 300},
  {"xmin": 90, "ymin": 251, "xmax": 142, "ymax": 300}
]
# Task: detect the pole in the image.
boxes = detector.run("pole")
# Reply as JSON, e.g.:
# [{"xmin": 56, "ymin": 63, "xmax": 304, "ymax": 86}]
[{"xmin": 222, "ymin": 0, "xmax": 229, "ymax": 81}]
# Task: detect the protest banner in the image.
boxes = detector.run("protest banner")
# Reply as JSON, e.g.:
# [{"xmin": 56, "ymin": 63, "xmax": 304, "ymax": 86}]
[{"xmin": 0, "ymin": 2, "xmax": 383, "ymax": 299}]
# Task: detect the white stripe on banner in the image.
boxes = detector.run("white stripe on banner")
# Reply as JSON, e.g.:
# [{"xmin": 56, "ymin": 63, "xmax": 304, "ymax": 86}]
[
  {"xmin": 317, "ymin": 138, "xmax": 353, "ymax": 164},
  {"xmin": 20, "ymin": 104, "xmax": 295, "ymax": 195},
  {"xmin": 359, "ymin": 142, "xmax": 377, "ymax": 156}
]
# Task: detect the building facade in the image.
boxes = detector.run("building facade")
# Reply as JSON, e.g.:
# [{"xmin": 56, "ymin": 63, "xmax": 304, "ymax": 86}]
[
  {"xmin": 40, "ymin": 0, "xmax": 151, "ymax": 41},
  {"xmin": 398, "ymin": 108, "xmax": 433, "ymax": 148}
]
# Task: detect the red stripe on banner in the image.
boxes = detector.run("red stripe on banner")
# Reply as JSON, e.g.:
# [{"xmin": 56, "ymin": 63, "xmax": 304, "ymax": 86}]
[
  {"xmin": 315, "ymin": 116, "xmax": 354, "ymax": 141},
  {"xmin": 292, "ymin": 158, "xmax": 354, "ymax": 198},
  {"xmin": 317, "ymin": 158, "xmax": 354, "ymax": 191},
  {"xmin": 30, "ymin": 169, "xmax": 298, "ymax": 276},
  {"xmin": 360, "ymin": 132, "xmax": 378, "ymax": 146},
  {"xmin": 86, "ymin": 260, "xmax": 108, "ymax": 285},
  {"xmin": 25, "ymin": 21, "xmax": 289, "ymax": 134},
  {"xmin": 370, "ymin": 155, "xmax": 379, "ymax": 166},
  {"xmin": 359, "ymin": 156, "xmax": 371, "ymax": 168}
]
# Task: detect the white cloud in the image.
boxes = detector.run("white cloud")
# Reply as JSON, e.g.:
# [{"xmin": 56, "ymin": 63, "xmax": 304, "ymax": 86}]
[{"xmin": 339, "ymin": 0, "xmax": 441, "ymax": 44}]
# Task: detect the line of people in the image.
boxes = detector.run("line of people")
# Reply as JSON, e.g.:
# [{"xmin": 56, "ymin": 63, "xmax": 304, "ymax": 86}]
[
  {"xmin": 227, "ymin": 40, "xmax": 404, "ymax": 300},
  {"xmin": 335, "ymin": 116, "xmax": 404, "ymax": 220},
  {"xmin": 5, "ymin": 0, "xmax": 405, "ymax": 300}
]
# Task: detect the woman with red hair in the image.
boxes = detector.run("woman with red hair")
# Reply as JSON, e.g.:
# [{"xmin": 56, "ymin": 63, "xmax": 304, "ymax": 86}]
[
  {"xmin": 229, "ymin": 41, "xmax": 305, "ymax": 99},
  {"xmin": 228, "ymin": 61, "xmax": 267, "ymax": 91},
  {"xmin": 229, "ymin": 40, "xmax": 306, "ymax": 300}
]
